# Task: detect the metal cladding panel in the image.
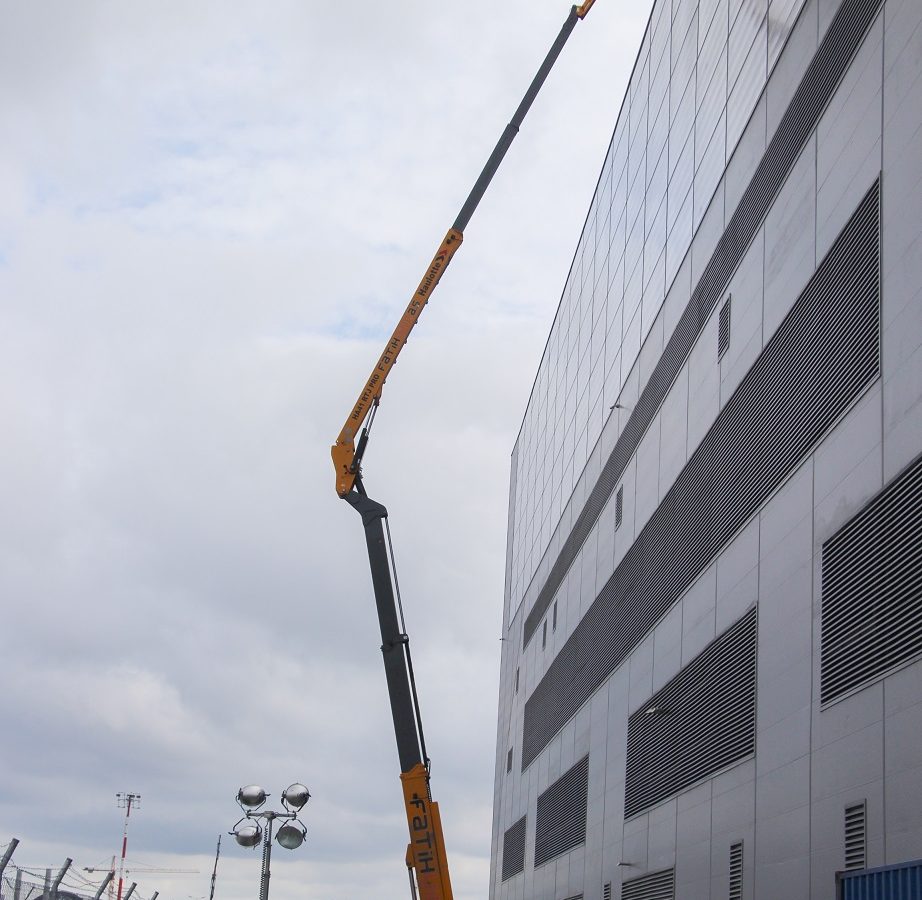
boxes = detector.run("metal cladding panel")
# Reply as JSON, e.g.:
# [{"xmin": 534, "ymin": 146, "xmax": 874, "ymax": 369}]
[
  {"xmin": 621, "ymin": 868, "xmax": 675, "ymax": 900},
  {"xmin": 521, "ymin": 180, "xmax": 881, "ymax": 771},
  {"xmin": 624, "ymin": 608, "xmax": 757, "ymax": 818},
  {"xmin": 837, "ymin": 859, "xmax": 922, "ymax": 899},
  {"xmin": 822, "ymin": 450, "xmax": 922, "ymax": 703},
  {"xmin": 534, "ymin": 755, "xmax": 589, "ymax": 868},
  {"xmin": 501, "ymin": 815, "xmax": 526, "ymax": 882},
  {"xmin": 521, "ymin": 0, "xmax": 885, "ymax": 649}
]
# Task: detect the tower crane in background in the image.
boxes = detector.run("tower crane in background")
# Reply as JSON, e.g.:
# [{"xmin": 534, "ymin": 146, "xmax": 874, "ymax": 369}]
[
  {"xmin": 330, "ymin": 3, "xmax": 598, "ymax": 897},
  {"xmin": 125, "ymin": 868, "xmax": 200, "ymax": 876}
]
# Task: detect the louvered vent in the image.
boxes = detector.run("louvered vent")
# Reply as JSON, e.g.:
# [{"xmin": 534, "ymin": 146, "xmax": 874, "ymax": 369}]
[
  {"xmin": 622, "ymin": 868, "xmax": 675, "ymax": 900},
  {"xmin": 822, "ymin": 452, "xmax": 922, "ymax": 702},
  {"xmin": 616, "ymin": 486, "xmax": 624, "ymax": 529},
  {"xmin": 521, "ymin": 0, "xmax": 885, "ymax": 650},
  {"xmin": 729, "ymin": 841, "xmax": 743, "ymax": 900},
  {"xmin": 603, "ymin": 883, "xmax": 613, "ymax": 900},
  {"xmin": 625, "ymin": 608, "xmax": 757, "ymax": 817},
  {"xmin": 501, "ymin": 815, "xmax": 526, "ymax": 881},
  {"xmin": 534, "ymin": 755, "xmax": 589, "ymax": 867},
  {"xmin": 718, "ymin": 297, "xmax": 732, "ymax": 359},
  {"xmin": 522, "ymin": 181, "xmax": 880, "ymax": 770},
  {"xmin": 844, "ymin": 802, "xmax": 867, "ymax": 870}
]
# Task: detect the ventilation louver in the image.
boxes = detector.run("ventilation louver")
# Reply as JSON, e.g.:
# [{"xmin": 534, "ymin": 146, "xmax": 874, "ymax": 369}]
[
  {"xmin": 625, "ymin": 608, "xmax": 757, "ymax": 817},
  {"xmin": 534, "ymin": 755, "xmax": 589, "ymax": 867},
  {"xmin": 822, "ymin": 452, "xmax": 922, "ymax": 703},
  {"xmin": 622, "ymin": 868, "xmax": 675, "ymax": 900},
  {"xmin": 844, "ymin": 802, "xmax": 867, "ymax": 871},
  {"xmin": 729, "ymin": 841, "xmax": 743, "ymax": 900},
  {"xmin": 718, "ymin": 297, "xmax": 731, "ymax": 359},
  {"xmin": 501, "ymin": 815, "xmax": 527, "ymax": 881}
]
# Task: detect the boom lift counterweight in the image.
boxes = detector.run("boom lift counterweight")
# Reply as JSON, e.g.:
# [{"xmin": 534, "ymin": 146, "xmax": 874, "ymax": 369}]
[{"xmin": 332, "ymin": 5, "xmax": 598, "ymax": 897}]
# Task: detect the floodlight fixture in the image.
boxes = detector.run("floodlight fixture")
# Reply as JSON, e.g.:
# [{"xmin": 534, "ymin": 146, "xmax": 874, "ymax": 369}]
[
  {"xmin": 229, "ymin": 781, "xmax": 310, "ymax": 900},
  {"xmin": 233, "ymin": 824, "xmax": 262, "ymax": 848},
  {"xmin": 281, "ymin": 784, "xmax": 310, "ymax": 811},
  {"xmin": 237, "ymin": 786, "xmax": 267, "ymax": 809},
  {"xmin": 275, "ymin": 824, "xmax": 306, "ymax": 851}
]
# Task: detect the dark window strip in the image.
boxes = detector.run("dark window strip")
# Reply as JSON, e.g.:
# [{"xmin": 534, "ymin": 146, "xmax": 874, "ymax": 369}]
[{"xmin": 521, "ymin": 0, "xmax": 884, "ymax": 648}]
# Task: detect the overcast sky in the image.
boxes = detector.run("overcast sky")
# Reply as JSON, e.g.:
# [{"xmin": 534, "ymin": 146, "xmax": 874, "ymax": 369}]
[{"xmin": 0, "ymin": 2, "xmax": 653, "ymax": 898}]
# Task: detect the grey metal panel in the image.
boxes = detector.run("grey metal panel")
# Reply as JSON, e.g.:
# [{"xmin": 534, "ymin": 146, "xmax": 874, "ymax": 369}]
[
  {"xmin": 880, "ymin": 0, "xmax": 922, "ymax": 484},
  {"xmin": 520, "ymin": 180, "xmax": 880, "ymax": 770},
  {"xmin": 821, "ymin": 450, "xmax": 922, "ymax": 703},
  {"xmin": 766, "ymin": 0, "xmax": 817, "ymax": 137},
  {"xmin": 520, "ymin": 0, "xmax": 885, "ymax": 650},
  {"xmin": 669, "ymin": 139, "xmax": 695, "ymax": 236},
  {"xmin": 534, "ymin": 755, "xmax": 590, "ymax": 868},
  {"xmin": 768, "ymin": 0, "xmax": 805, "ymax": 70},
  {"xmin": 753, "ymin": 804, "xmax": 810, "ymax": 895},
  {"xmin": 763, "ymin": 135, "xmax": 816, "ymax": 343},
  {"xmin": 625, "ymin": 608, "xmax": 757, "ymax": 818}
]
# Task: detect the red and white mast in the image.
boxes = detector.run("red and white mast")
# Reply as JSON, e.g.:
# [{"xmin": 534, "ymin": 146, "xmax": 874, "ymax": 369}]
[{"xmin": 115, "ymin": 793, "xmax": 141, "ymax": 900}]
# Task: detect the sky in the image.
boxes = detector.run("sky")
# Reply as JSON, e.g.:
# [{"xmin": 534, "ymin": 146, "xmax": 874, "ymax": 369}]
[{"xmin": 0, "ymin": 2, "xmax": 653, "ymax": 899}]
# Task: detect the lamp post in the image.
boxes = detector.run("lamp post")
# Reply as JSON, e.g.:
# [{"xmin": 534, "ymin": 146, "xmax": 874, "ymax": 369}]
[{"xmin": 230, "ymin": 784, "xmax": 310, "ymax": 900}]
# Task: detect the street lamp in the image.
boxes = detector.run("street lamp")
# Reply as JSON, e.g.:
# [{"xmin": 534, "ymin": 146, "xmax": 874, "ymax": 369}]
[{"xmin": 230, "ymin": 784, "xmax": 310, "ymax": 900}]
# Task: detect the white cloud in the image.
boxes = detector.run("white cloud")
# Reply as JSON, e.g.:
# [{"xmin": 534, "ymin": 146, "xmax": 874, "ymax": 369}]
[{"xmin": 0, "ymin": 1, "xmax": 654, "ymax": 898}]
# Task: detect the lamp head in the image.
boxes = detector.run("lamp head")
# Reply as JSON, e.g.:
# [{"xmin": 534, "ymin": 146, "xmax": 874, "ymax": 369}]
[
  {"xmin": 233, "ymin": 824, "xmax": 262, "ymax": 848},
  {"xmin": 276, "ymin": 823, "xmax": 306, "ymax": 851},
  {"xmin": 237, "ymin": 785, "xmax": 267, "ymax": 809},
  {"xmin": 282, "ymin": 783, "xmax": 310, "ymax": 811}
]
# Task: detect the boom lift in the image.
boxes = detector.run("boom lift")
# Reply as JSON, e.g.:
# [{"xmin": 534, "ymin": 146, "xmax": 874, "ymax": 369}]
[{"xmin": 332, "ymin": 4, "xmax": 598, "ymax": 897}]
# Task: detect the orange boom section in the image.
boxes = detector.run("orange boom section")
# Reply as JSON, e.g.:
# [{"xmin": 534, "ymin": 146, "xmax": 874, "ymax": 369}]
[
  {"xmin": 401, "ymin": 763, "xmax": 453, "ymax": 899},
  {"xmin": 331, "ymin": 228, "xmax": 462, "ymax": 497}
]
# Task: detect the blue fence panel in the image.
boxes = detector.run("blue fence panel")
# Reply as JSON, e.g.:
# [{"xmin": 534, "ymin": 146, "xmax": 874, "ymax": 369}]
[{"xmin": 838, "ymin": 860, "xmax": 922, "ymax": 900}]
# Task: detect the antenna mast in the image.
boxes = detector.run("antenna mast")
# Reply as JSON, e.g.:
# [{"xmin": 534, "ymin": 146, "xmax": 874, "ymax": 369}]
[
  {"xmin": 208, "ymin": 836, "xmax": 221, "ymax": 900},
  {"xmin": 115, "ymin": 793, "xmax": 141, "ymax": 900}
]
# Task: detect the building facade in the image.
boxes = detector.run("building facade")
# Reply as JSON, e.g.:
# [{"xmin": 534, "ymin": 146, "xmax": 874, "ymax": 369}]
[{"xmin": 490, "ymin": 0, "xmax": 922, "ymax": 897}]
